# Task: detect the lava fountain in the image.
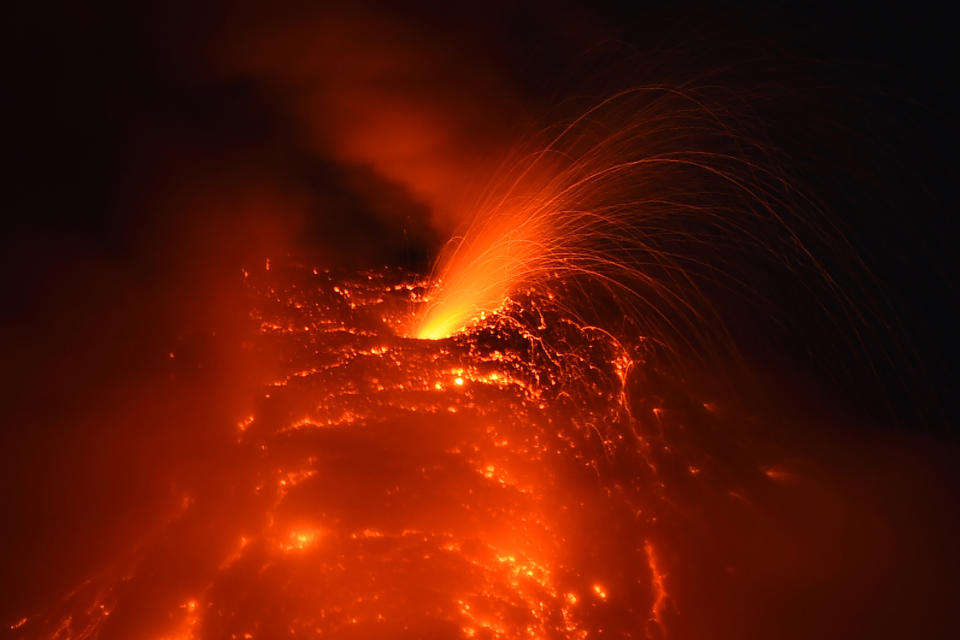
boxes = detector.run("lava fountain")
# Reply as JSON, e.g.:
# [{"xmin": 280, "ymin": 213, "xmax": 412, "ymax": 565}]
[{"xmin": 412, "ymin": 88, "xmax": 841, "ymax": 351}]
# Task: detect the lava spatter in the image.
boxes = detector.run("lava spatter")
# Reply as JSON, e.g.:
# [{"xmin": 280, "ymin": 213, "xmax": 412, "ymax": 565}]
[{"xmin": 14, "ymin": 262, "xmax": 793, "ymax": 640}]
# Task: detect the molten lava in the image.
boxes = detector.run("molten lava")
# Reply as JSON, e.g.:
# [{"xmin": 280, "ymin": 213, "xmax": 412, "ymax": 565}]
[
  {"xmin": 11, "ymin": 258, "xmax": 774, "ymax": 639},
  {"xmin": 11, "ymin": 253, "xmax": 939, "ymax": 639}
]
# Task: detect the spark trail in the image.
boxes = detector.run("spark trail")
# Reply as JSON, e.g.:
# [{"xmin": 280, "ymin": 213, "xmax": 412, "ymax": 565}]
[{"xmin": 412, "ymin": 88, "xmax": 846, "ymax": 358}]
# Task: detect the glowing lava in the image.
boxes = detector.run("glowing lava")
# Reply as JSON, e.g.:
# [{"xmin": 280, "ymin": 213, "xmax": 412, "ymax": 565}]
[
  {"xmin": 10, "ymin": 90, "xmax": 850, "ymax": 639},
  {"xmin": 12, "ymin": 260, "xmax": 811, "ymax": 640},
  {"xmin": 12, "ymin": 263, "xmax": 710, "ymax": 639}
]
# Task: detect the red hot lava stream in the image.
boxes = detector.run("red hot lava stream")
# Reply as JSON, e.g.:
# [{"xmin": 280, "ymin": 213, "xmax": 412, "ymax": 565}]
[
  {"xmin": 10, "ymin": 254, "xmax": 947, "ymax": 640},
  {"xmin": 10, "ymin": 259, "xmax": 787, "ymax": 640}
]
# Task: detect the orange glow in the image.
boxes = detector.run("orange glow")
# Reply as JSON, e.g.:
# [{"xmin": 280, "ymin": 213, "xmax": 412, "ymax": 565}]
[
  {"xmin": 283, "ymin": 529, "xmax": 322, "ymax": 551},
  {"xmin": 11, "ymin": 257, "xmax": 939, "ymax": 640},
  {"xmin": 7, "ymin": 67, "xmax": 919, "ymax": 639},
  {"xmin": 7, "ymin": 2, "xmax": 949, "ymax": 637},
  {"xmin": 18, "ymin": 266, "xmax": 698, "ymax": 638},
  {"xmin": 413, "ymin": 207, "xmax": 550, "ymax": 339},
  {"xmin": 764, "ymin": 467, "xmax": 793, "ymax": 482},
  {"xmin": 644, "ymin": 541, "xmax": 669, "ymax": 626}
]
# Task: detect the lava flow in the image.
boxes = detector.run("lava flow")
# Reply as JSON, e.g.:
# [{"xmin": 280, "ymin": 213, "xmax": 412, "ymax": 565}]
[{"xmin": 11, "ymin": 257, "xmax": 802, "ymax": 640}]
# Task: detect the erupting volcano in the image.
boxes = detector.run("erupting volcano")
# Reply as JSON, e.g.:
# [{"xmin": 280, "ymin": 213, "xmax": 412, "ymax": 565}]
[
  {"xmin": 5, "ymin": 2, "xmax": 957, "ymax": 639},
  {"xmin": 9, "ymin": 76, "xmax": 861, "ymax": 639},
  {"xmin": 7, "ymin": 92, "xmax": 955, "ymax": 640}
]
